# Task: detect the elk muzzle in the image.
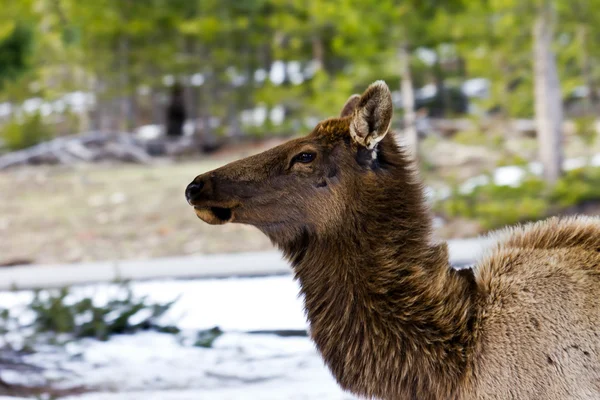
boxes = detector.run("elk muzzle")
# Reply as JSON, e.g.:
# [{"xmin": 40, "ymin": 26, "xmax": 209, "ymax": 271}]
[{"xmin": 185, "ymin": 174, "xmax": 237, "ymax": 225}]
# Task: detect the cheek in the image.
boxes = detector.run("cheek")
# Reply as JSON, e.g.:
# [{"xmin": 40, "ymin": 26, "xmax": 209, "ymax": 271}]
[
  {"xmin": 310, "ymin": 164, "xmax": 338, "ymax": 189},
  {"xmin": 305, "ymin": 186, "xmax": 347, "ymax": 231},
  {"xmin": 262, "ymin": 166, "xmax": 334, "ymax": 211},
  {"xmin": 290, "ymin": 164, "xmax": 328, "ymax": 188}
]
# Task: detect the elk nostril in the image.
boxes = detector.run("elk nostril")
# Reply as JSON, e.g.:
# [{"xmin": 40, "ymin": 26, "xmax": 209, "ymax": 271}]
[
  {"xmin": 185, "ymin": 180, "xmax": 205, "ymax": 201},
  {"xmin": 194, "ymin": 180, "xmax": 205, "ymax": 191}
]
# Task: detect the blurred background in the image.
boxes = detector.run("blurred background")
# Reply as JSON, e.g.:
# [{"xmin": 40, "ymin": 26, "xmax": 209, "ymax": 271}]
[{"xmin": 0, "ymin": 0, "xmax": 599, "ymax": 398}]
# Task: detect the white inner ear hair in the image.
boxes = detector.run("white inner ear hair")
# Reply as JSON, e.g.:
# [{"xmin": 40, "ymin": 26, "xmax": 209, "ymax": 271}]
[
  {"xmin": 349, "ymin": 126, "xmax": 390, "ymax": 149},
  {"xmin": 349, "ymin": 104, "xmax": 392, "ymax": 149},
  {"xmin": 349, "ymin": 109, "xmax": 368, "ymax": 146},
  {"xmin": 358, "ymin": 121, "xmax": 392, "ymax": 149}
]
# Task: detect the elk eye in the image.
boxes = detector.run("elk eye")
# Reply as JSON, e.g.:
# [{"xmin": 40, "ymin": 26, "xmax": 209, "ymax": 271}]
[{"xmin": 295, "ymin": 152, "xmax": 315, "ymax": 164}]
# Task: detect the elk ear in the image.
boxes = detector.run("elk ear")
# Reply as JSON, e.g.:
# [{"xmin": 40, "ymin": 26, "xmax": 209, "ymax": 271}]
[
  {"xmin": 340, "ymin": 94, "xmax": 360, "ymax": 117},
  {"xmin": 349, "ymin": 80, "xmax": 393, "ymax": 149}
]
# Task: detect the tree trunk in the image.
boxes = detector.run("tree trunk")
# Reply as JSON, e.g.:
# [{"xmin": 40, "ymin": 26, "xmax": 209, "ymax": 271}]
[
  {"xmin": 227, "ymin": 85, "xmax": 242, "ymax": 138},
  {"xmin": 183, "ymin": 80, "xmax": 197, "ymax": 136},
  {"xmin": 433, "ymin": 47, "xmax": 448, "ymax": 117},
  {"xmin": 118, "ymin": 35, "xmax": 134, "ymax": 131},
  {"xmin": 184, "ymin": 39, "xmax": 198, "ymax": 134},
  {"xmin": 151, "ymin": 89, "xmax": 162, "ymax": 126},
  {"xmin": 578, "ymin": 25, "xmax": 597, "ymax": 111},
  {"xmin": 78, "ymin": 74, "xmax": 92, "ymax": 133},
  {"xmin": 312, "ymin": 34, "xmax": 324, "ymax": 72},
  {"xmin": 165, "ymin": 83, "xmax": 186, "ymax": 138},
  {"xmin": 533, "ymin": 1, "xmax": 563, "ymax": 184},
  {"xmin": 399, "ymin": 42, "xmax": 418, "ymax": 158}
]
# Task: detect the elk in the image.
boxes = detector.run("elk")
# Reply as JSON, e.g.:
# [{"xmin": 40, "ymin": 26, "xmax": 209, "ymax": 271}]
[{"xmin": 185, "ymin": 81, "xmax": 600, "ymax": 399}]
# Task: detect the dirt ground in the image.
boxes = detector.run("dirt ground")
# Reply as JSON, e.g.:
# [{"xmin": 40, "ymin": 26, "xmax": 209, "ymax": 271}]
[
  {"xmin": 0, "ymin": 140, "xmax": 287, "ymax": 266},
  {"xmin": 1, "ymin": 133, "xmax": 597, "ymax": 266}
]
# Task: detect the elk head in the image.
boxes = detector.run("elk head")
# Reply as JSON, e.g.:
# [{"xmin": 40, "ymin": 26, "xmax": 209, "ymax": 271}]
[{"xmin": 185, "ymin": 81, "xmax": 398, "ymax": 245}]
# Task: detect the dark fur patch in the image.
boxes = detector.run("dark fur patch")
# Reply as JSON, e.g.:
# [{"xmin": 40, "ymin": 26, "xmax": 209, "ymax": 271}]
[
  {"xmin": 530, "ymin": 317, "xmax": 541, "ymax": 330},
  {"xmin": 286, "ymin": 227, "xmax": 310, "ymax": 267},
  {"xmin": 327, "ymin": 165, "xmax": 338, "ymax": 179},
  {"xmin": 356, "ymin": 147, "xmax": 374, "ymax": 168}
]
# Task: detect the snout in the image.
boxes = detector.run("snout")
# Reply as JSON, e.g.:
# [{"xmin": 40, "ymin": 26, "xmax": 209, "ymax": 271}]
[
  {"xmin": 185, "ymin": 175, "xmax": 236, "ymax": 225},
  {"xmin": 185, "ymin": 180, "xmax": 205, "ymax": 204}
]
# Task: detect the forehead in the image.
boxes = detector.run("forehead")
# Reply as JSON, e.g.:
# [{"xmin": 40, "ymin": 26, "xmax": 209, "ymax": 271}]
[
  {"xmin": 273, "ymin": 117, "xmax": 351, "ymax": 154},
  {"xmin": 308, "ymin": 117, "xmax": 351, "ymax": 144}
]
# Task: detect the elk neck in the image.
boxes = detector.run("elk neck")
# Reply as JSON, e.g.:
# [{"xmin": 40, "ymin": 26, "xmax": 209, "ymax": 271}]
[{"xmin": 279, "ymin": 141, "xmax": 479, "ymax": 399}]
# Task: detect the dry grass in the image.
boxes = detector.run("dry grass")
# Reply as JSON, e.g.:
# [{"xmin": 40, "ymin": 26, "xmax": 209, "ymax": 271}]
[{"xmin": 0, "ymin": 143, "xmax": 284, "ymax": 265}]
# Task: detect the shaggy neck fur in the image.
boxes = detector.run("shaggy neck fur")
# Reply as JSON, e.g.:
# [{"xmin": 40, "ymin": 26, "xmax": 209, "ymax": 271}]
[{"xmin": 279, "ymin": 137, "xmax": 479, "ymax": 400}]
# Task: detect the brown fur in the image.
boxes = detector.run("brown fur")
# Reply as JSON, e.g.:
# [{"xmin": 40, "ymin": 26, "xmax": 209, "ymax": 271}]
[{"xmin": 185, "ymin": 81, "xmax": 600, "ymax": 399}]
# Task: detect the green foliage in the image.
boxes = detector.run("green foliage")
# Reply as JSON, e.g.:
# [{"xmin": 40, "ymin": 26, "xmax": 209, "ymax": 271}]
[
  {"xmin": 452, "ymin": 130, "xmax": 490, "ymax": 146},
  {"xmin": 0, "ymin": 23, "xmax": 33, "ymax": 87},
  {"xmin": 437, "ymin": 176, "xmax": 549, "ymax": 230},
  {"xmin": 551, "ymin": 167, "xmax": 600, "ymax": 208},
  {"xmin": 28, "ymin": 285, "xmax": 179, "ymax": 341},
  {"xmin": 437, "ymin": 166, "xmax": 600, "ymax": 230},
  {"xmin": 0, "ymin": 0, "xmax": 599, "ymax": 139},
  {"xmin": 0, "ymin": 284, "xmax": 234, "ymax": 352},
  {"xmin": 244, "ymin": 121, "xmax": 296, "ymax": 139},
  {"xmin": 496, "ymin": 153, "xmax": 529, "ymax": 167},
  {"xmin": 573, "ymin": 116, "xmax": 598, "ymax": 148},
  {"xmin": 194, "ymin": 326, "xmax": 223, "ymax": 348},
  {"xmin": 1, "ymin": 113, "xmax": 53, "ymax": 150}
]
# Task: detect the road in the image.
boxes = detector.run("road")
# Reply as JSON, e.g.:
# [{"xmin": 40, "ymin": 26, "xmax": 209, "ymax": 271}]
[{"xmin": 0, "ymin": 237, "xmax": 494, "ymax": 290}]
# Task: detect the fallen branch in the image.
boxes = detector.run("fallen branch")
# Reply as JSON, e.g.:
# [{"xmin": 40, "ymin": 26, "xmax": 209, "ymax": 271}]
[{"xmin": 0, "ymin": 131, "xmax": 153, "ymax": 170}]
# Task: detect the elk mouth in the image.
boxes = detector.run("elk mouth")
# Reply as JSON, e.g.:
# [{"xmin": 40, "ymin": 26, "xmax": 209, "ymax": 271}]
[{"xmin": 194, "ymin": 206, "xmax": 234, "ymax": 225}]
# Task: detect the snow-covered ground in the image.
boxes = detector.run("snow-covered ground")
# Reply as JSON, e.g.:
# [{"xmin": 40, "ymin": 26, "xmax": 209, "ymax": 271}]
[
  {"xmin": 50, "ymin": 332, "xmax": 353, "ymax": 400},
  {"xmin": 1, "ymin": 276, "xmax": 308, "ymax": 333},
  {"xmin": 0, "ymin": 276, "xmax": 356, "ymax": 399},
  {"xmin": 0, "ymin": 237, "xmax": 491, "ymax": 399}
]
